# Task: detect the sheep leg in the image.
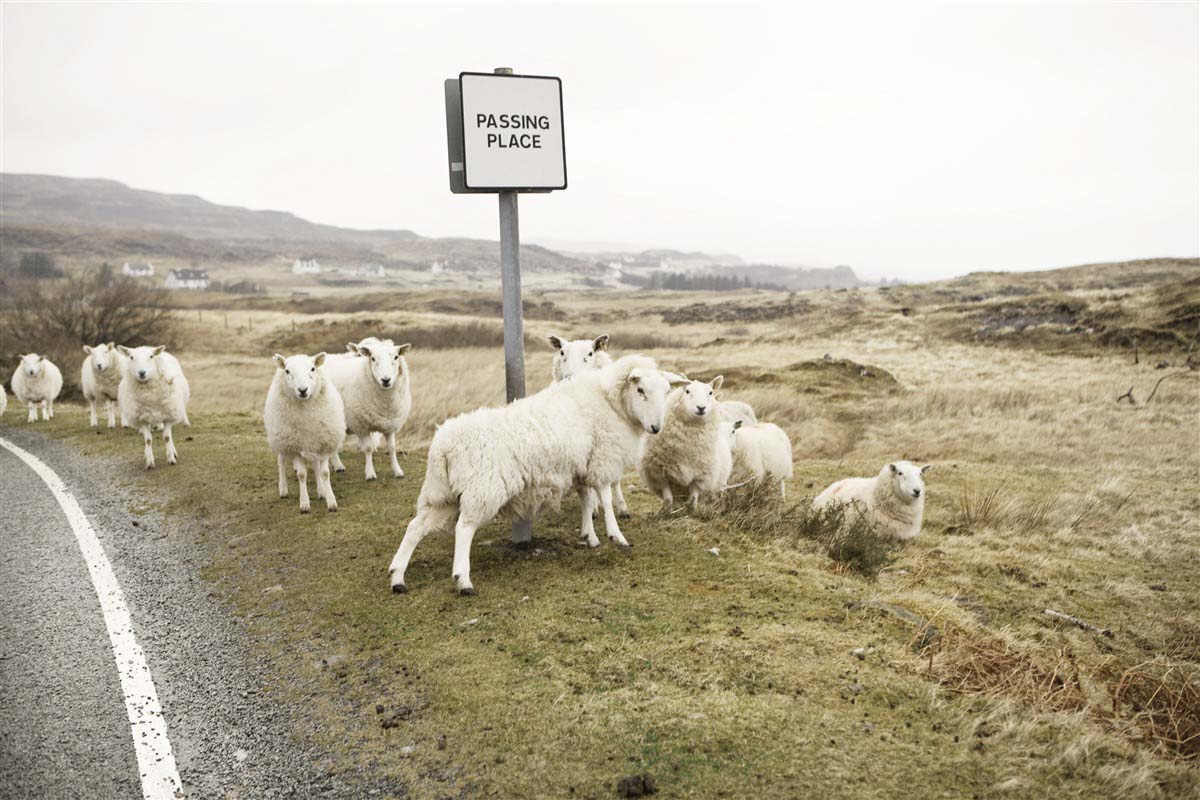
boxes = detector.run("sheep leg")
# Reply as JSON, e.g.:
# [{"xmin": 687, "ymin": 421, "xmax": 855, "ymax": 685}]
[
  {"xmin": 26, "ymin": 402, "xmax": 36, "ymax": 423},
  {"xmin": 780, "ymin": 480, "xmax": 787, "ymax": 500},
  {"xmin": 388, "ymin": 432, "xmax": 404, "ymax": 478},
  {"xmin": 659, "ymin": 486, "xmax": 674, "ymax": 513},
  {"xmin": 688, "ymin": 485, "xmax": 701, "ymax": 513},
  {"xmin": 364, "ymin": 443, "xmax": 378, "ymax": 481},
  {"xmin": 614, "ymin": 480, "xmax": 630, "ymax": 518},
  {"xmin": 277, "ymin": 454, "xmax": 289, "ymax": 498},
  {"xmin": 46, "ymin": 399, "xmax": 54, "ymax": 419},
  {"xmin": 163, "ymin": 422, "xmax": 178, "ymax": 465},
  {"xmin": 319, "ymin": 458, "xmax": 337, "ymax": 512},
  {"xmin": 88, "ymin": 400, "xmax": 98, "ymax": 427},
  {"xmin": 106, "ymin": 400, "xmax": 117, "ymax": 428},
  {"xmin": 598, "ymin": 484, "xmax": 630, "ymax": 550},
  {"xmin": 331, "ymin": 451, "xmax": 346, "ymax": 472},
  {"xmin": 451, "ymin": 517, "xmax": 480, "ymax": 595},
  {"xmin": 389, "ymin": 506, "xmax": 455, "ymax": 593},
  {"xmin": 141, "ymin": 425, "xmax": 156, "ymax": 469},
  {"xmin": 579, "ymin": 487, "xmax": 601, "ymax": 548},
  {"xmin": 294, "ymin": 457, "xmax": 310, "ymax": 513}
]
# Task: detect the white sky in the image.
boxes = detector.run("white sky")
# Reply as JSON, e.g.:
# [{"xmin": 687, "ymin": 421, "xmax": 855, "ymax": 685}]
[{"xmin": 2, "ymin": 1, "xmax": 1197, "ymax": 280}]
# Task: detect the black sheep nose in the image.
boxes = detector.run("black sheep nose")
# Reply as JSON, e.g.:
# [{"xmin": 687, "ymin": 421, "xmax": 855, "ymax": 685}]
[
  {"xmin": 137, "ymin": 370, "xmax": 147, "ymax": 379},
  {"xmin": 298, "ymin": 387, "xmax": 309, "ymax": 398},
  {"xmin": 696, "ymin": 406, "xmax": 707, "ymax": 415},
  {"xmin": 650, "ymin": 424, "xmax": 661, "ymax": 434},
  {"xmin": 381, "ymin": 377, "xmax": 392, "ymax": 387},
  {"xmin": 913, "ymin": 489, "xmax": 922, "ymax": 498}
]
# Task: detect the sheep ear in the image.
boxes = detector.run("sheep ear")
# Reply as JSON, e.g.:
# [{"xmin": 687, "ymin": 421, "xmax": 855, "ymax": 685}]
[
  {"xmin": 358, "ymin": 345, "xmax": 372, "ymax": 358},
  {"xmin": 660, "ymin": 371, "xmax": 689, "ymax": 384},
  {"xmin": 710, "ymin": 375, "xmax": 724, "ymax": 390},
  {"xmin": 83, "ymin": 345, "xmax": 93, "ymax": 354},
  {"xmin": 273, "ymin": 354, "xmax": 287, "ymax": 369},
  {"xmin": 627, "ymin": 371, "xmax": 641, "ymax": 385},
  {"xmin": 314, "ymin": 352, "xmax": 327, "ymax": 367},
  {"xmin": 117, "ymin": 345, "xmax": 130, "ymax": 356},
  {"xmin": 108, "ymin": 342, "xmax": 115, "ymax": 350},
  {"xmin": 921, "ymin": 464, "xmax": 932, "ymax": 475},
  {"xmin": 593, "ymin": 334, "xmax": 609, "ymax": 351},
  {"xmin": 396, "ymin": 343, "xmax": 412, "ymax": 354},
  {"xmin": 152, "ymin": 345, "xmax": 165, "ymax": 356},
  {"xmin": 889, "ymin": 463, "xmax": 898, "ymax": 474},
  {"xmin": 346, "ymin": 342, "xmax": 359, "ymax": 354},
  {"xmin": 36, "ymin": 355, "xmax": 44, "ymax": 362},
  {"xmin": 733, "ymin": 419, "xmax": 744, "ymax": 430},
  {"xmin": 548, "ymin": 335, "xmax": 563, "ymax": 350}
]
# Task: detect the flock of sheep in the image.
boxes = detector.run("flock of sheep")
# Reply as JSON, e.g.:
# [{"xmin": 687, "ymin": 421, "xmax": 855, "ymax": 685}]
[{"xmin": 4, "ymin": 335, "xmax": 931, "ymax": 595}]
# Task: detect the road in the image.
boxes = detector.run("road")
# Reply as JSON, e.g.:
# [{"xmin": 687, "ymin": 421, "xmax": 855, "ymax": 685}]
[{"xmin": 0, "ymin": 427, "xmax": 402, "ymax": 799}]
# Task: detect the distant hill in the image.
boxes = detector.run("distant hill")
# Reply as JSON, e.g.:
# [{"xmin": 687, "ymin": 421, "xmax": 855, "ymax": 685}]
[{"xmin": 0, "ymin": 173, "xmax": 418, "ymax": 244}]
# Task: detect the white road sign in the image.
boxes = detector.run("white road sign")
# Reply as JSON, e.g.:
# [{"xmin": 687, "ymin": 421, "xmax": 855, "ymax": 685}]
[{"xmin": 459, "ymin": 72, "xmax": 566, "ymax": 191}]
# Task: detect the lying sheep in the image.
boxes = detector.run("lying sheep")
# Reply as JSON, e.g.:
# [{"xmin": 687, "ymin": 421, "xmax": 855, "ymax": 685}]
[
  {"xmin": 547, "ymin": 333, "xmax": 629, "ymax": 516},
  {"xmin": 720, "ymin": 402, "xmax": 794, "ymax": 497},
  {"xmin": 325, "ymin": 337, "xmax": 412, "ymax": 481},
  {"xmin": 81, "ymin": 342, "xmax": 126, "ymax": 428},
  {"xmin": 388, "ymin": 355, "xmax": 686, "ymax": 595},
  {"xmin": 549, "ymin": 333, "xmax": 611, "ymax": 382},
  {"xmin": 117, "ymin": 345, "xmax": 191, "ymax": 469},
  {"xmin": 264, "ymin": 353, "xmax": 346, "ymax": 513},
  {"xmin": 638, "ymin": 376, "xmax": 732, "ymax": 512},
  {"xmin": 12, "ymin": 353, "xmax": 63, "ymax": 423},
  {"xmin": 813, "ymin": 461, "xmax": 931, "ymax": 540}
]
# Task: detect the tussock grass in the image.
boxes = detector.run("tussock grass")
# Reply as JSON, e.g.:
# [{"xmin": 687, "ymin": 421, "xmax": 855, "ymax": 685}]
[
  {"xmin": 946, "ymin": 485, "xmax": 1057, "ymax": 535},
  {"xmin": 1111, "ymin": 660, "xmax": 1200, "ymax": 761}
]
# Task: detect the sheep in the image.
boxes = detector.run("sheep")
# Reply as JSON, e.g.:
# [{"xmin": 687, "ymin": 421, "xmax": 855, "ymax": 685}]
[
  {"xmin": 11, "ymin": 353, "xmax": 63, "ymax": 423},
  {"xmin": 546, "ymin": 332, "xmax": 630, "ymax": 516},
  {"xmin": 812, "ymin": 461, "xmax": 931, "ymax": 540},
  {"xmin": 116, "ymin": 345, "xmax": 191, "ymax": 469},
  {"xmin": 387, "ymin": 355, "xmax": 687, "ymax": 595},
  {"xmin": 637, "ymin": 376, "xmax": 732, "ymax": 512},
  {"xmin": 263, "ymin": 352, "xmax": 346, "ymax": 513},
  {"xmin": 81, "ymin": 342, "xmax": 126, "ymax": 428},
  {"xmin": 322, "ymin": 337, "xmax": 412, "ymax": 481},
  {"xmin": 720, "ymin": 402, "xmax": 794, "ymax": 497},
  {"xmin": 549, "ymin": 333, "xmax": 612, "ymax": 383}
]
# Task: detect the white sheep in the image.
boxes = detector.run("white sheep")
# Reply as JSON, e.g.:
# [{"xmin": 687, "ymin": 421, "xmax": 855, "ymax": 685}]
[
  {"xmin": 720, "ymin": 402, "xmax": 794, "ymax": 497},
  {"xmin": 638, "ymin": 376, "xmax": 731, "ymax": 512},
  {"xmin": 263, "ymin": 353, "xmax": 346, "ymax": 513},
  {"xmin": 116, "ymin": 345, "xmax": 191, "ymax": 469},
  {"xmin": 387, "ymin": 355, "xmax": 686, "ymax": 595},
  {"xmin": 81, "ymin": 342, "xmax": 126, "ymax": 428},
  {"xmin": 549, "ymin": 333, "xmax": 612, "ymax": 382},
  {"xmin": 812, "ymin": 461, "xmax": 931, "ymax": 540},
  {"xmin": 547, "ymin": 333, "xmax": 630, "ymax": 516},
  {"xmin": 325, "ymin": 337, "xmax": 412, "ymax": 481},
  {"xmin": 11, "ymin": 353, "xmax": 63, "ymax": 423}
]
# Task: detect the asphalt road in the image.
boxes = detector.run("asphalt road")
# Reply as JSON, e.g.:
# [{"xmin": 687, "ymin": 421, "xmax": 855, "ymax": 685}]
[{"xmin": 0, "ymin": 426, "xmax": 406, "ymax": 799}]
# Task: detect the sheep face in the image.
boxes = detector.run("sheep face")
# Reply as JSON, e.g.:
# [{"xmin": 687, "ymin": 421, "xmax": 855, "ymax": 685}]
[
  {"xmin": 679, "ymin": 376, "xmax": 723, "ymax": 420},
  {"xmin": 549, "ymin": 334, "xmax": 608, "ymax": 380},
  {"xmin": 886, "ymin": 461, "xmax": 931, "ymax": 502},
  {"xmin": 273, "ymin": 353, "xmax": 327, "ymax": 400},
  {"xmin": 354, "ymin": 340, "xmax": 410, "ymax": 390},
  {"xmin": 84, "ymin": 342, "xmax": 118, "ymax": 374},
  {"xmin": 18, "ymin": 353, "xmax": 45, "ymax": 377},
  {"xmin": 118, "ymin": 345, "xmax": 167, "ymax": 383},
  {"xmin": 626, "ymin": 368, "xmax": 680, "ymax": 435}
]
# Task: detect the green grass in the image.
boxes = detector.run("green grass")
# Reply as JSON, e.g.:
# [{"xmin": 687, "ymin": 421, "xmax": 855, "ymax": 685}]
[{"xmin": 9, "ymin": 395, "xmax": 1198, "ymax": 800}]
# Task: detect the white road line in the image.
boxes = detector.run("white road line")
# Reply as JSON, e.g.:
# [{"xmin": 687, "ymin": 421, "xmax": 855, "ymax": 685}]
[{"xmin": 1, "ymin": 437, "xmax": 182, "ymax": 800}]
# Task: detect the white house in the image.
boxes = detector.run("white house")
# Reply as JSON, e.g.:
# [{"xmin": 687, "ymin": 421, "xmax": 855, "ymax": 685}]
[
  {"xmin": 292, "ymin": 258, "xmax": 321, "ymax": 275},
  {"xmin": 165, "ymin": 269, "xmax": 210, "ymax": 290},
  {"xmin": 430, "ymin": 260, "xmax": 446, "ymax": 275},
  {"xmin": 123, "ymin": 262, "xmax": 155, "ymax": 278},
  {"xmin": 358, "ymin": 263, "xmax": 386, "ymax": 278}
]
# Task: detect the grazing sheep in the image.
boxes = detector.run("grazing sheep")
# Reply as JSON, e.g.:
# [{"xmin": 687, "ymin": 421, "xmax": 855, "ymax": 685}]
[
  {"xmin": 813, "ymin": 461, "xmax": 931, "ymax": 540},
  {"xmin": 638, "ymin": 376, "xmax": 731, "ymax": 512},
  {"xmin": 263, "ymin": 353, "xmax": 346, "ymax": 513},
  {"xmin": 547, "ymin": 332, "xmax": 629, "ymax": 516},
  {"xmin": 325, "ymin": 337, "xmax": 412, "ymax": 481},
  {"xmin": 549, "ymin": 333, "xmax": 612, "ymax": 382},
  {"xmin": 721, "ymin": 401, "xmax": 794, "ymax": 497},
  {"xmin": 387, "ymin": 355, "xmax": 686, "ymax": 595},
  {"xmin": 81, "ymin": 342, "xmax": 126, "ymax": 428},
  {"xmin": 12, "ymin": 353, "xmax": 63, "ymax": 423},
  {"xmin": 116, "ymin": 346, "xmax": 191, "ymax": 469}
]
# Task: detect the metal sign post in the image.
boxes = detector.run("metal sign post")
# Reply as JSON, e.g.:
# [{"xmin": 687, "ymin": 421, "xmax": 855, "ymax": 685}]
[{"xmin": 445, "ymin": 65, "xmax": 567, "ymax": 545}]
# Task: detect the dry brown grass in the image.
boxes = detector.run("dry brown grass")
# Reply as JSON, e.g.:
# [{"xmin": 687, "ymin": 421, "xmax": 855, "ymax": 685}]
[{"xmin": 1111, "ymin": 660, "xmax": 1200, "ymax": 761}]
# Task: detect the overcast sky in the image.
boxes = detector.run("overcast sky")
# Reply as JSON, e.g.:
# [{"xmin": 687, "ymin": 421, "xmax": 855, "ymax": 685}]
[{"xmin": 2, "ymin": 1, "xmax": 1197, "ymax": 280}]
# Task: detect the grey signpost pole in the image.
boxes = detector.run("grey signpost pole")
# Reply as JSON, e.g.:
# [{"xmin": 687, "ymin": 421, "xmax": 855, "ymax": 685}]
[{"xmin": 494, "ymin": 66, "xmax": 533, "ymax": 546}]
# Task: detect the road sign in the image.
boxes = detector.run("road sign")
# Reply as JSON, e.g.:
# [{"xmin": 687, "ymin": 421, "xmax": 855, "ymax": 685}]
[
  {"xmin": 445, "ymin": 71, "xmax": 566, "ymax": 193},
  {"xmin": 444, "ymin": 67, "xmax": 568, "ymax": 544}
]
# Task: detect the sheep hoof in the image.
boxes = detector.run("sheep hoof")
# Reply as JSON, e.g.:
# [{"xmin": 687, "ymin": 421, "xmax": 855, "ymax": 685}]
[
  {"xmin": 366, "ymin": 474, "xmax": 377, "ymax": 482},
  {"xmin": 300, "ymin": 507, "xmax": 310, "ymax": 514},
  {"xmin": 615, "ymin": 542, "xmax": 633, "ymax": 552},
  {"xmin": 391, "ymin": 582, "xmax": 408, "ymax": 594},
  {"xmin": 618, "ymin": 510, "xmax": 631, "ymax": 519},
  {"xmin": 327, "ymin": 506, "xmax": 338, "ymax": 513},
  {"xmin": 335, "ymin": 467, "xmax": 345, "ymax": 473},
  {"xmin": 458, "ymin": 587, "xmax": 477, "ymax": 597}
]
